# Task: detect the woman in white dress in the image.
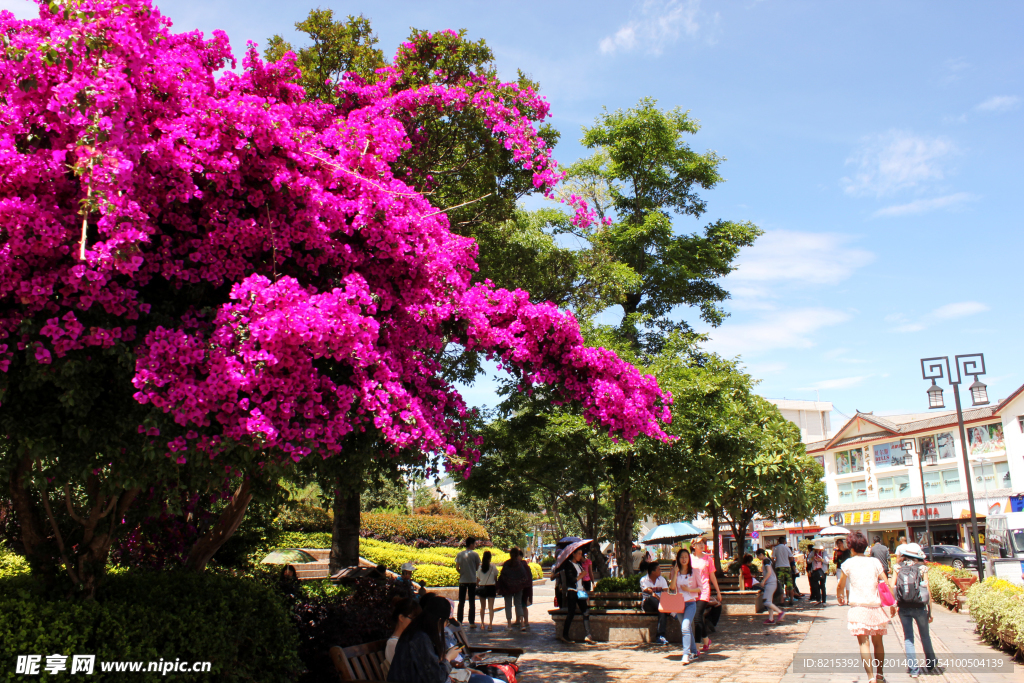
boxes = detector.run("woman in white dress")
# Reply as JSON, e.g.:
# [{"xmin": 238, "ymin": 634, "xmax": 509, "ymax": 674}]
[{"xmin": 837, "ymin": 531, "xmax": 894, "ymax": 683}]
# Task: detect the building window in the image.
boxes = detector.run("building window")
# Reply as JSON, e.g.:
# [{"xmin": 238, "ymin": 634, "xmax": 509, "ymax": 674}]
[
  {"xmin": 877, "ymin": 475, "xmax": 911, "ymax": 500},
  {"xmin": 972, "ymin": 461, "xmax": 1011, "ymax": 491},
  {"xmin": 837, "ymin": 482, "xmax": 853, "ymax": 502},
  {"xmin": 918, "ymin": 432, "xmax": 956, "ymax": 465},
  {"xmin": 855, "ymin": 483, "xmax": 868, "ymax": 502},
  {"xmin": 922, "ymin": 467, "xmax": 963, "ymax": 494},
  {"xmin": 836, "ymin": 448, "xmax": 865, "ymax": 475}
]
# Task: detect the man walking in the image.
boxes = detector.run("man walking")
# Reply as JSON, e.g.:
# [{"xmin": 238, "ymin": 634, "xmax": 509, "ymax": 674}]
[
  {"xmin": 870, "ymin": 535, "xmax": 891, "ymax": 578},
  {"xmin": 772, "ymin": 539, "xmax": 794, "ymax": 606},
  {"xmin": 456, "ymin": 536, "xmax": 481, "ymax": 627}
]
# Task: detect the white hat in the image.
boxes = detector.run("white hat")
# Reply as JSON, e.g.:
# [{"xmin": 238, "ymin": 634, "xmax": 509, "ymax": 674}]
[
  {"xmin": 401, "ymin": 562, "xmax": 415, "ymax": 572},
  {"xmin": 902, "ymin": 543, "xmax": 925, "ymax": 560},
  {"xmin": 813, "ymin": 543, "xmax": 824, "ymax": 550}
]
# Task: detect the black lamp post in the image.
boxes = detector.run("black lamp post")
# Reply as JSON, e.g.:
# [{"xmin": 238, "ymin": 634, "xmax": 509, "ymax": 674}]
[
  {"xmin": 920, "ymin": 354, "xmax": 988, "ymax": 580},
  {"xmin": 900, "ymin": 438, "xmax": 933, "ymax": 562}
]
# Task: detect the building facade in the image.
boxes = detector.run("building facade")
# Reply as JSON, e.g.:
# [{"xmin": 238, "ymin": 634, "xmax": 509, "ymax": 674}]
[
  {"xmin": 804, "ymin": 382, "xmax": 1024, "ymax": 551},
  {"xmin": 766, "ymin": 398, "xmax": 835, "ymax": 443}
]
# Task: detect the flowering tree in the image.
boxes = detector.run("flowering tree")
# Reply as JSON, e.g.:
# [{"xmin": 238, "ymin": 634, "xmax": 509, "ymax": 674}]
[{"xmin": 0, "ymin": 0, "xmax": 670, "ymax": 595}]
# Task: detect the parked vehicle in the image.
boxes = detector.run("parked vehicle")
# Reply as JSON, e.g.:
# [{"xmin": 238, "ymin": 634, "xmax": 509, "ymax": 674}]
[
  {"xmin": 983, "ymin": 512, "xmax": 1024, "ymax": 579},
  {"xmin": 919, "ymin": 545, "xmax": 978, "ymax": 569}
]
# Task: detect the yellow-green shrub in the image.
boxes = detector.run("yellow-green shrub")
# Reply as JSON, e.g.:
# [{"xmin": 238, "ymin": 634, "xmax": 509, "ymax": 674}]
[
  {"xmin": 361, "ymin": 512, "xmax": 489, "ymax": 545},
  {"xmin": 966, "ymin": 577, "xmax": 1024, "ymax": 650}
]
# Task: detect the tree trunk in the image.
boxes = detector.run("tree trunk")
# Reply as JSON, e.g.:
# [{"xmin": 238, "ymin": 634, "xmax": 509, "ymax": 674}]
[
  {"xmin": 74, "ymin": 487, "xmax": 141, "ymax": 598},
  {"xmin": 710, "ymin": 506, "xmax": 722, "ymax": 574},
  {"xmin": 726, "ymin": 510, "xmax": 752, "ymax": 564},
  {"xmin": 613, "ymin": 486, "xmax": 635, "ymax": 576},
  {"xmin": 8, "ymin": 456, "xmax": 51, "ymax": 569},
  {"xmin": 184, "ymin": 478, "xmax": 253, "ymax": 572},
  {"xmin": 329, "ymin": 473, "xmax": 362, "ymax": 575}
]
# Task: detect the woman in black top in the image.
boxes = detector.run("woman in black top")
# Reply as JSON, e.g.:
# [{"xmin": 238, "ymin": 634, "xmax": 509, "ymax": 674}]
[
  {"xmin": 558, "ymin": 547, "xmax": 596, "ymax": 644},
  {"xmin": 386, "ymin": 594, "xmax": 451, "ymax": 683}
]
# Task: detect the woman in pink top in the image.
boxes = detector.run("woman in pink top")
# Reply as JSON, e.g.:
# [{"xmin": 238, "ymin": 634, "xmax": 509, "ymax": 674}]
[
  {"xmin": 837, "ymin": 531, "xmax": 893, "ymax": 683},
  {"xmin": 579, "ymin": 549, "xmax": 593, "ymax": 591},
  {"xmin": 668, "ymin": 548, "xmax": 700, "ymax": 665},
  {"xmin": 689, "ymin": 537, "xmax": 722, "ymax": 655}
]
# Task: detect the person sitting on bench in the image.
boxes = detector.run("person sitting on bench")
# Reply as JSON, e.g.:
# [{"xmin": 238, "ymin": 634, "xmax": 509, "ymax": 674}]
[{"xmin": 640, "ymin": 563, "xmax": 670, "ymax": 646}]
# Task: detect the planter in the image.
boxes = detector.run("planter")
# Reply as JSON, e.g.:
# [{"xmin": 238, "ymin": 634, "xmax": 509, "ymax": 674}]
[{"xmin": 951, "ymin": 576, "xmax": 978, "ymax": 593}]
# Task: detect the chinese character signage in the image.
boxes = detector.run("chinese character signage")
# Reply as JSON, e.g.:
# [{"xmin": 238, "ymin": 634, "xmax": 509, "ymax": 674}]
[
  {"xmin": 968, "ymin": 423, "xmax": 1005, "ymax": 457},
  {"xmin": 873, "ymin": 442, "xmax": 905, "ymax": 468}
]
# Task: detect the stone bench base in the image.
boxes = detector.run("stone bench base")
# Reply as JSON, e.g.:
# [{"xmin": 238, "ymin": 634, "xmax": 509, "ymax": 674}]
[{"xmin": 550, "ymin": 590, "xmax": 764, "ymax": 643}]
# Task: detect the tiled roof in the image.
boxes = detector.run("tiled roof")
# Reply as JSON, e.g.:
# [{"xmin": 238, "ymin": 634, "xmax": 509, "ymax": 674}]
[
  {"xmin": 995, "ymin": 381, "xmax": 1024, "ymax": 414},
  {"xmin": 809, "ymin": 406, "xmax": 1001, "ymax": 452}
]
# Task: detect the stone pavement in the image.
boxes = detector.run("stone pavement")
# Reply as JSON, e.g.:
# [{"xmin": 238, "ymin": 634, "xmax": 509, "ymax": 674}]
[{"xmin": 461, "ymin": 574, "xmax": 1020, "ymax": 683}]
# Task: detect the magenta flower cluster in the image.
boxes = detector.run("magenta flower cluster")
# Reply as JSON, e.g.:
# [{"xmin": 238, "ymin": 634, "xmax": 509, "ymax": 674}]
[{"xmin": 0, "ymin": 0, "xmax": 670, "ymax": 474}]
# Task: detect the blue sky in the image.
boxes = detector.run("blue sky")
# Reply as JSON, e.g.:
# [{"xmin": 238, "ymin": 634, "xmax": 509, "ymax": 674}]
[{"xmin": 5, "ymin": 0, "xmax": 1021, "ymax": 423}]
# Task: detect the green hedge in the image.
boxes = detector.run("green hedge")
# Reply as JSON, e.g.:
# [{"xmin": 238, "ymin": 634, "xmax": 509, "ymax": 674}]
[
  {"xmin": 362, "ymin": 511, "xmax": 489, "ymax": 545},
  {"xmin": 926, "ymin": 564, "xmax": 959, "ymax": 609},
  {"xmin": 262, "ymin": 534, "xmax": 540, "ymax": 586},
  {"xmin": 0, "ymin": 571, "xmax": 300, "ymax": 682},
  {"xmin": 0, "ymin": 541, "xmax": 30, "ymax": 579},
  {"xmin": 594, "ymin": 574, "xmax": 642, "ymax": 593},
  {"xmin": 966, "ymin": 578, "xmax": 1024, "ymax": 652}
]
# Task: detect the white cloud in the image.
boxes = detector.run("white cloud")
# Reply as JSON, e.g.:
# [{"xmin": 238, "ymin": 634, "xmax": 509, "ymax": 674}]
[
  {"xmin": 975, "ymin": 96, "xmax": 1020, "ymax": 113},
  {"xmin": 873, "ymin": 192, "xmax": 977, "ymax": 218},
  {"xmin": 889, "ymin": 300, "xmax": 988, "ymax": 333},
  {"xmin": 706, "ymin": 308, "xmax": 851, "ymax": 357},
  {"xmin": 933, "ymin": 301, "xmax": 989, "ymax": 319},
  {"xmin": 728, "ymin": 230, "xmax": 874, "ymax": 286},
  {"xmin": 599, "ymin": 0, "xmax": 706, "ymax": 55},
  {"xmin": 842, "ymin": 131, "xmax": 956, "ymax": 197},
  {"xmin": 796, "ymin": 375, "xmax": 869, "ymax": 391}
]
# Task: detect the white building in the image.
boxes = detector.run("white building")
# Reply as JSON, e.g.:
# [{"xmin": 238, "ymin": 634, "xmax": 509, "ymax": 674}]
[
  {"xmin": 766, "ymin": 398, "xmax": 835, "ymax": 443},
  {"xmin": 801, "ymin": 381, "xmax": 1024, "ymax": 551}
]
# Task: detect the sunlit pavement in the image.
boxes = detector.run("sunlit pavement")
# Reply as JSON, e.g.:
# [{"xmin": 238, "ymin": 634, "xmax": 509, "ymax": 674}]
[{"xmin": 462, "ymin": 575, "xmax": 1018, "ymax": 683}]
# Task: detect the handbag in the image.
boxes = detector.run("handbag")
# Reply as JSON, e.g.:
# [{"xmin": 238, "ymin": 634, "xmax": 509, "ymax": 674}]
[
  {"xmin": 877, "ymin": 581, "xmax": 895, "ymax": 607},
  {"xmin": 657, "ymin": 592, "xmax": 691, "ymax": 613},
  {"xmin": 576, "ymin": 589, "xmax": 588, "ymax": 600}
]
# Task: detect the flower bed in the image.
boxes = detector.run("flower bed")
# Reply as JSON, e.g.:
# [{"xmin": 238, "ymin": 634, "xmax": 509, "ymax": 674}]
[
  {"xmin": 925, "ymin": 562, "xmax": 976, "ymax": 609},
  {"xmin": 966, "ymin": 578, "xmax": 1024, "ymax": 654},
  {"xmin": 266, "ymin": 533, "xmax": 541, "ymax": 586}
]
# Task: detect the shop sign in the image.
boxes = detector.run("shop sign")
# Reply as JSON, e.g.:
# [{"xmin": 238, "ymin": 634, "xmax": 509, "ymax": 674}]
[
  {"xmin": 843, "ymin": 510, "xmax": 881, "ymax": 525},
  {"xmin": 828, "ymin": 513, "xmax": 845, "ymax": 526},
  {"xmin": 901, "ymin": 502, "xmax": 953, "ymax": 521},
  {"xmin": 873, "ymin": 442, "xmax": 907, "ymax": 468}
]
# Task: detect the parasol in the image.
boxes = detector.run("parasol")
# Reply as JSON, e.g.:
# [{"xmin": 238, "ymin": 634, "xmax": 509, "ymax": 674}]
[
  {"xmin": 818, "ymin": 525, "xmax": 850, "ymax": 536},
  {"xmin": 552, "ymin": 538, "xmax": 592, "ymax": 573},
  {"xmin": 640, "ymin": 522, "xmax": 704, "ymax": 545}
]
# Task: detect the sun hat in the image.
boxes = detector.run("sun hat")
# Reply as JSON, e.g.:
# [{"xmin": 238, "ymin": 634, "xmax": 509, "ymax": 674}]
[
  {"xmin": 813, "ymin": 543, "xmax": 824, "ymax": 550},
  {"xmin": 401, "ymin": 562, "xmax": 415, "ymax": 572},
  {"xmin": 902, "ymin": 543, "xmax": 925, "ymax": 560}
]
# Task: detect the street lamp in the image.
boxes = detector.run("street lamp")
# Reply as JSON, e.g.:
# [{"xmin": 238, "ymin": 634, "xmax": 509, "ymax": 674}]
[
  {"xmin": 920, "ymin": 354, "xmax": 987, "ymax": 579},
  {"xmin": 900, "ymin": 438, "xmax": 934, "ymax": 562}
]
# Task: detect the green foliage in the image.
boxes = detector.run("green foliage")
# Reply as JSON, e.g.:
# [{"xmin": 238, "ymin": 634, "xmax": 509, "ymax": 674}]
[
  {"xmin": 276, "ymin": 503, "xmax": 333, "ymax": 533},
  {"xmin": 594, "ymin": 574, "xmax": 642, "ymax": 593},
  {"xmin": 361, "ymin": 511, "xmax": 489, "ymax": 545},
  {"xmin": 0, "ymin": 541, "xmax": 29, "ymax": 579},
  {"xmin": 457, "ymin": 497, "xmax": 534, "ymax": 550},
  {"xmin": 926, "ymin": 564, "xmax": 959, "ymax": 608},
  {"xmin": 0, "ymin": 571, "xmax": 301, "ymax": 682},
  {"xmin": 966, "ymin": 578, "xmax": 1024, "ymax": 650},
  {"xmin": 264, "ymin": 11, "xmax": 386, "ymax": 101}
]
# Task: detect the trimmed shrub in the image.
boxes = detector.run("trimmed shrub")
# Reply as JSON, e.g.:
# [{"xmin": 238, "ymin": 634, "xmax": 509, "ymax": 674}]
[
  {"xmin": 361, "ymin": 511, "xmax": 489, "ymax": 546},
  {"xmin": 277, "ymin": 503, "xmax": 333, "ymax": 533},
  {"xmin": 0, "ymin": 541, "xmax": 29, "ymax": 579},
  {"xmin": 926, "ymin": 564, "xmax": 959, "ymax": 609},
  {"xmin": 0, "ymin": 571, "xmax": 301, "ymax": 682},
  {"xmin": 594, "ymin": 574, "xmax": 642, "ymax": 593},
  {"xmin": 966, "ymin": 577, "xmax": 1024, "ymax": 652}
]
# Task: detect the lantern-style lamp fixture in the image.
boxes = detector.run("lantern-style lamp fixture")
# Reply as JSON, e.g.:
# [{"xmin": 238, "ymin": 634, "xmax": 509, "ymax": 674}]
[
  {"xmin": 969, "ymin": 378, "xmax": 989, "ymax": 406},
  {"xmin": 927, "ymin": 380, "xmax": 945, "ymax": 409}
]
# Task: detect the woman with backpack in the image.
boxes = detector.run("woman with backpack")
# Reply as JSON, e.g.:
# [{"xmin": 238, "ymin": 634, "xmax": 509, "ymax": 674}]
[{"xmin": 894, "ymin": 543, "xmax": 937, "ymax": 678}]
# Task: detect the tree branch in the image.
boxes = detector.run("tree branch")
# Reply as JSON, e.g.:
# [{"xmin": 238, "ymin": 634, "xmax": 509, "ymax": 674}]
[{"xmin": 40, "ymin": 489, "xmax": 80, "ymax": 585}]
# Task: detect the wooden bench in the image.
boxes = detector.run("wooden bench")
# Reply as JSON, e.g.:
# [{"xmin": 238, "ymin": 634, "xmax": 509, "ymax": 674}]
[{"xmin": 329, "ymin": 640, "xmax": 389, "ymax": 682}]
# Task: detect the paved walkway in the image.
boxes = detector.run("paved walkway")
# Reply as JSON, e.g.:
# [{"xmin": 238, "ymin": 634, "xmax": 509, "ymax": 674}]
[
  {"xmin": 461, "ymin": 574, "xmax": 1020, "ymax": 683},
  {"xmin": 781, "ymin": 577, "xmax": 1018, "ymax": 683}
]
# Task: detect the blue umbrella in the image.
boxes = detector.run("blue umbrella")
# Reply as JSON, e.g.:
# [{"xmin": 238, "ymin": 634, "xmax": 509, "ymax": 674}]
[{"xmin": 641, "ymin": 522, "xmax": 704, "ymax": 545}]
